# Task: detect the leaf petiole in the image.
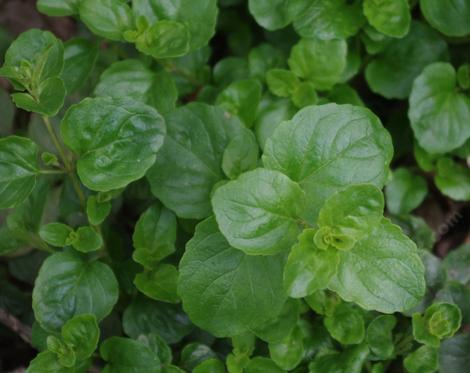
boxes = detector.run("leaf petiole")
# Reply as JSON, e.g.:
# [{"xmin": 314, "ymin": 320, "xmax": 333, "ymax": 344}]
[{"xmin": 42, "ymin": 116, "xmax": 86, "ymax": 207}]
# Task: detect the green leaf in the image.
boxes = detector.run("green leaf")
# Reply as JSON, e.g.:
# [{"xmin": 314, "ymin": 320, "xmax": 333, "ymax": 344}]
[
  {"xmin": 0, "ymin": 30, "xmax": 65, "ymax": 115},
  {"xmin": 37, "ymin": 0, "xmax": 80, "ymax": 16},
  {"xmin": 146, "ymin": 103, "xmax": 249, "ymax": 219},
  {"xmin": 0, "ymin": 226, "xmax": 25, "ymax": 256},
  {"xmin": 134, "ymin": 264, "xmax": 179, "ymax": 303},
  {"xmin": 32, "ymin": 250, "xmax": 119, "ymax": 332},
  {"xmin": 193, "ymin": 359, "xmax": 225, "ymax": 373},
  {"xmin": 86, "ymin": 195, "xmax": 112, "ymax": 226},
  {"xmin": 305, "ymin": 289, "xmax": 339, "ymax": 316},
  {"xmin": 12, "ymin": 77, "xmax": 66, "ymax": 116},
  {"xmin": 132, "ymin": 203, "xmax": 177, "ymax": 269},
  {"xmin": 0, "ymin": 136, "xmax": 39, "ymax": 209},
  {"xmin": 361, "ymin": 24, "xmax": 393, "ymax": 55},
  {"xmin": 317, "ymin": 184, "xmax": 384, "ymax": 249},
  {"xmin": 263, "ymin": 103, "xmax": 393, "ymax": 223},
  {"xmin": 8, "ymin": 251, "xmax": 47, "ymax": 285},
  {"xmin": 47, "ymin": 335, "xmax": 76, "ymax": 367},
  {"xmin": 72, "ymin": 226, "xmax": 103, "ymax": 253},
  {"xmin": 41, "ymin": 151, "xmax": 58, "ymax": 167},
  {"xmin": 266, "ymin": 69, "xmax": 299, "ymax": 98},
  {"xmin": 254, "ymin": 97, "xmax": 296, "ymax": 150},
  {"xmin": 328, "ymin": 84, "xmax": 365, "ymax": 106},
  {"xmin": 371, "ymin": 363, "xmax": 385, "ymax": 373},
  {"xmin": 100, "ymin": 337, "xmax": 160, "ymax": 373},
  {"xmin": 434, "ymin": 157, "xmax": 470, "ymax": 201},
  {"xmin": 61, "ymin": 97, "xmax": 166, "ymax": 192},
  {"xmin": 291, "ymin": 81, "xmax": 318, "ymax": 108},
  {"xmin": 248, "ymin": 43, "xmax": 285, "ymax": 82},
  {"xmin": 138, "ymin": 334, "xmax": 172, "ymax": 365},
  {"xmin": 232, "ymin": 332, "xmax": 256, "ymax": 357},
  {"xmin": 268, "ymin": 326, "xmax": 304, "ymax": 370},
  {"xmin": 79, "ymin": 0, "xmax": 134, "ymax": 41},
  {"xmin": 419, "ymin": 250, "xmax": 446, "ymax": 290},
  {"xmin": 412, "ymin": 314, "xmax": 439, "ymax": 348},
  {"xmin": 0, "ymin": 28, "xmax": 64, "ymax": 88},
  {"xmin": 248, "ymin": 0, "xmax": 291, "ymax": 31},
  {"xmin": 226, "ymin": 352, "xmax": 249, "ymax": 373},
  {"xmin": 180, "ymin": 343, "xmax": 217, "ymax": 371},
  {"xmin": 436, "ymin": 282, "xmax": 470, "ymax": 325},
  {"xmin": 132, "ymin": 0, "xmax": 218, "ymax": 52},
  {"xmin": 123, "ymin": 296, "xmax": 193, "ymax": 344},
  {"xmin": 26, "ymin": 351, "xmax": 74, "ymax": 373},
  {"xmin": 39, "ymin": 223, "xmax": 74, "ymax": 247},
  {"xmin": 4, "ymin": 178, "xmax": 50, "ymax": 252},
  {"xmin": 365, "ymin": 21, "xmax": 447, "ymax": 99},
  {"xmin": 414, "ymin": 142, "xmax": 438, "ymax": 172},
  {"xmin": 163, "ymin": 366, "xmax": 185, "ymax": 373},
  {"xmin": 62, "ymin": 38, "xmax": 98, "ymax": 94},
  {"xmin": 340, "ymin": 39, "xmax": 362, "ymax": 83},
  {"xmin": 409, "ymin": 63, "xmax": 470, "ymax": 154},
  {"xmin": 442, "ymin": 244, "xmax": 470, "ymax": 284},
  {"xmin": 439, "ymin": 334, "xmax": 470, "ymax": 373},
  {"xmin": 420, "ymin": 0, "xmax": 470, "ymax": 37},
  {"xmin": 324, "ymin": 303, "xmax": 365, "ymax": 345},
  {"xmin": 413, "ymin": 303, "xmax": 462, "ymax": 346},
  {"xmin": 253, "ymin": 300, "xmax": 300, "ymax": 343},
  {"xmin": 403, "ymin": 345, "xmax": 439, "ymax": 373},
  {"xmin": 328, "ymin": 219, "xmax": 426, "ymax": 313},
  {"xmin": 366, "ymin": 315, "xmax": 396, "ymax": 359},
  {"xmin": 129, "ymin": 20, "xmax": 190, "ymax": 59},
  {"xmin": 95, "ymin": 59, "xmax": 177, "ymax": 115},
  {"xmin": 284, "ymin": 229, "xmax": 339, "ymax": 298},
  {"xmin": 290, "ymin": 0, "xmax": 365, "ymax": 40},
  {"xmin": 391, "ymin": 215, "xmax": 436, "ymax": 252},
  {"xmin": 180, "ymin": 342, "xmax": 217, "ymax": 372},
  {"xmin": 457, "ymin": 64, "xmax": 470, "ymax": 90},
  {"xmin": 363, "ymin": 0, "xmax": 411, "ymax": 38},
  {"xmin": 216, "ymin": 79, "xmax": 262, "ymax": 127},
  {"xmin": 222, "ymin": 130, "xmax": 259, "ymax": 179},
  {"xmin": 245, "ymin": 357, "xmax": 284, "ymax": 373},
  {"xmin": 178, "ymin": 217, "xmax": 286, "ymax": 337},
  {"xmin": 308, "ymin": 343, "xmax": 369, "ymax": 373},
  {"xmin": 214, "ymin": 57, "xmax": 249, "ymax": 88},
  {"xmin": 212, "ymin": 168, "xmax": 305, "ymax": 255},
  {"xmin": 385, "ymin": 168, "xmax": 428, "ymax": 215},
  {"xmin": 39, "ymin": 223, "xmax": 103, "ymax": 253},
  {"xmin": 451, "ymin": 137, "xmax": 470, "ymax": 157},
  {"xmin": 61, "ymin": 314, "xmax": 99, "ymax": 360},
  {"xmin": 288, "ymin": 38, "xmax": 347, "ymax": 90}
]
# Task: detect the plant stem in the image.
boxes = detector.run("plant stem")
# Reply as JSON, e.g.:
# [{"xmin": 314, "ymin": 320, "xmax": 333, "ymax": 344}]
[
  {"xmin": 32, "ymin": 235, "xmax": 55, "ymax": 254},
  {"xmin": 39, "ymin": 169, "xmax": 65, "ymax": 175},
  {"xmin": 0, "ymin": 308, "xmax": 32, "ymax": 344},
  {"xmin": 42, "ymin": 116, "xmax": 86, "ymax": 207}
]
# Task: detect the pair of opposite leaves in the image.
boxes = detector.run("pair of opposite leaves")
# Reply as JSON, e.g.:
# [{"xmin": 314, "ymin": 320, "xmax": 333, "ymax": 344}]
[
  {"xmin": 177, "ymin": 103, "xmax": 425, "ymax": 338},
  {"xmin": 37, "ymin": 0, "xmax": 218, "ymax": 58},
  {"xmin": 250, "ymin": 0, "xmax": 470, "ymax": 39}
]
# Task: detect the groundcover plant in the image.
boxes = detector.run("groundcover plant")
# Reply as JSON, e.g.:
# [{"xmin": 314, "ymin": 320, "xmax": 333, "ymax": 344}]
[{"xmin": 0, "ymin": 0, "xmax": 469, "ymax": 372}]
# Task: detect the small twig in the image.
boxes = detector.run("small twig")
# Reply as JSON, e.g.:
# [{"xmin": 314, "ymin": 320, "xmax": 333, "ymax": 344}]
[
  {"xmin": 0, "ymin": 308, "xmax": 32, "ymax": 344},
  {"xmin": 6, "ymin": 367, "xmax": 25, "ymax": 373}
]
